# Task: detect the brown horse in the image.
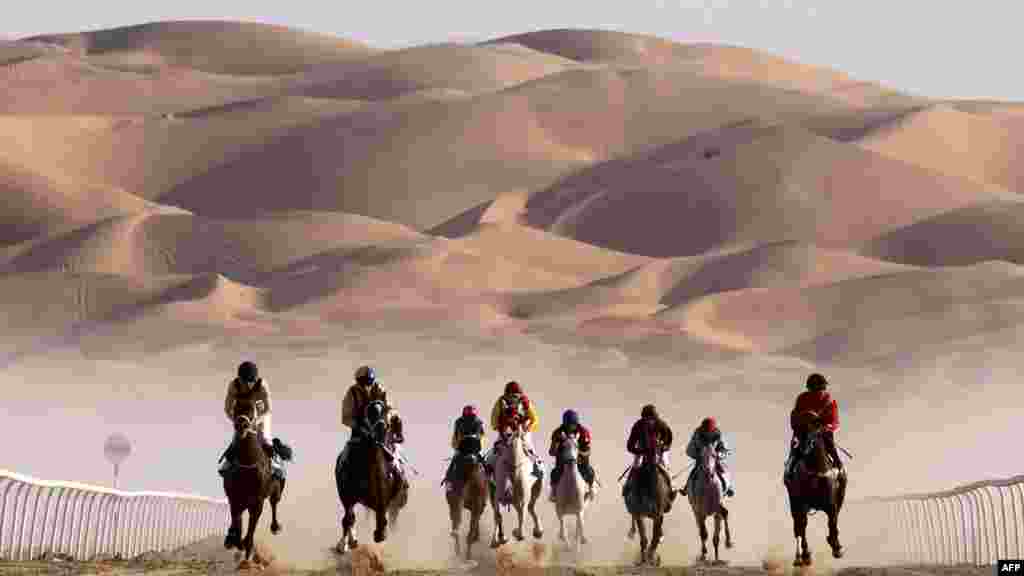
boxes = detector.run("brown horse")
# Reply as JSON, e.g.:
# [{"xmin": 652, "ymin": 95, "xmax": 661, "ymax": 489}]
[
  {"xmin": 784, "ymin": 410, "xmax": 847, "ymax": 566},
  {"xmin": 623, "ymin": 446, "xmax": 672, "ymax": 566},
  {"xmin": 335, "ymin": 400, "xmax": 408, "ymax": 553},
  {"xmin": 446, "ymin": 436, "xmax": 489, "ymax": 562},
  {"xmin": 222, "ymin": 397, "xmax": 285, "ymax": 567}
]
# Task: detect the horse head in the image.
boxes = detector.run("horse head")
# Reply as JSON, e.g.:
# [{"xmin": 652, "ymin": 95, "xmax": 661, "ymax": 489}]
[
  {"xmin": 364, "ymin": 400, "xmax": 389, "ymax": 444},
  {"xmin": 499, "ymin": 424, "xmax": 527, "ymax": 470},
  {"xmin": 232, "ymin": 399, "xmax": 259, "ymax": 438},
  {"xmin": 558, "ymin": 432, "xmax": 579, "ymax": 465},
  {"xmin": 699, "ymin": 443, "xmax": 718, "ymax": 479}
]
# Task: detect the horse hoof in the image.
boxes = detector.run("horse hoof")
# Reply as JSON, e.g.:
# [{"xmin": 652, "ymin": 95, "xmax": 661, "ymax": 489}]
[
  {"xmin": 533, "ymin": 528, "xmax": 543, "ymax": 539},
  {"xmin": 832, "ymin": 547, "xmax": 844, "ymax": 559},
  {"xmin": 238, "ymin": 559, "xmax": 251, "ymax": 570},
  {"xmin": 270, "ymin": 522, "xmax": 281, "ymax": 535},
  {"xmin": 726, "ymin": 539, "xmax": 734, "ymax": 549}
]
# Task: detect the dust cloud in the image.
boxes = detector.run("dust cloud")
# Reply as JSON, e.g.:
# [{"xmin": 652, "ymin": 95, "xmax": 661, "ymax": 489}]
[{"xmin": 1, "ymin": 325, "xmax": 1020, "ymax": 571}]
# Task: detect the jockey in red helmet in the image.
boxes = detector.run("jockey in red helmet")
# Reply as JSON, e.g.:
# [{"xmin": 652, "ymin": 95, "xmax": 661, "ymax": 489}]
[
  {"xmin": 680, "ymin": 417, "xmax": 734, "ymax": 497},
  {"xmin": 484, "ymin": 381, "xmax": 543, "ymax": 480}
]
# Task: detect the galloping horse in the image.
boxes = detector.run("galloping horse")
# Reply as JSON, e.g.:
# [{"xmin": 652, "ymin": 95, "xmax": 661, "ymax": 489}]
[
  {"xmin": 446, "ymin": 434, "xmax": 489, "ymax": 561},
  {"xmin": 624, "ymin": 444, "xmax": 672, "ymax": 566},
  {"xmin": 335, "ymin": 400, "xmax": 408, "ymax": 553},
  {"xmin": 489, "ymin": 424, "xmax": 543, "ymax": 547},
  {"xmin": 784, "ymin": 410, "xmax": 847, "ymax": 566},
  {"xmin": 222, "ymin": 397, "xmax": 285, "ymax": 567},
  {"xmin": 687, "ymin": 443, "xmax": 733, "ymax": 564},
  {"xmin": 552, "ymin": 432, "xmax": 590, "ymax": 550}
]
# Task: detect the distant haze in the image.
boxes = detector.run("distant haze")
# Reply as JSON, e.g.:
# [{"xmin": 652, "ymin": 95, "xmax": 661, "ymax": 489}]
[{"xmin": 3, "ymin": 1, "xmax": 1023, "ymax": 101}]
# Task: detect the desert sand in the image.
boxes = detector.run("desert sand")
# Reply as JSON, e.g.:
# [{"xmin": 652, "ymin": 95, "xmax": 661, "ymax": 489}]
[{"xmin": 1, "ymin": 20, "xmax": 1021, "ymax": 573}]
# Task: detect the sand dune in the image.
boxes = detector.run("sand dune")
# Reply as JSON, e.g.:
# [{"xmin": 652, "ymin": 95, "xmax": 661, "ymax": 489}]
[
  {"xmin": 0, "ymin": 98, "xmax": 368, "ymax": 202},
  {"xmin": 295, "ymin": 42, "xmax": 577, "ymax": 101},
  {"xmin": 0, "ymin": 53, "xmax": 289, "ymax": 114},
  {"xmin": 0, "ymin": 160, "xmax": 153, "ymax": 246},
  {"xmin": 522, "ymin": 120, "xmax": 1016, "ymax": 257},
  {"xmin": 161, "ymin": 67, "xmax": 852, "ymax": 228},
  {"xmin": 2, "ymin": 210, "xmax": 425, "ymax": 281},
  {"xmin": 485, "ymin": 29, "xmax": 912, "ymax": 106},
  {"xmin": 657, "ymin": 261, "xmax": 1024, "ymax": 361},
  {"xmin": 497, "ymin": 241, "xmax": 912, "ymax": 328},
  {"xmin": 848, "ymin": 104, "xmax": 1024, "ymax": 193},
  {"xmin": 2, "ymin": 20, "xmax": 1024, "ymax": 369},
  {"xmin": 861, "ymin": 199, "xmax": 1024, "ymax": 266},
  {"xmin": 20, "ymin": 20, "xmax": 377, "ymax": 75}
]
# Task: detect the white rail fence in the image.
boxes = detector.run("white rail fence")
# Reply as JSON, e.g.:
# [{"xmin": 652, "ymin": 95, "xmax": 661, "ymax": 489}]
[
  {"xmin": 857, "ymin": 474, "xmax": 1024, "ymax": 565},
  {"xmin": 0, "ymin": 469, "xmax": 227, "ymax": 561}
]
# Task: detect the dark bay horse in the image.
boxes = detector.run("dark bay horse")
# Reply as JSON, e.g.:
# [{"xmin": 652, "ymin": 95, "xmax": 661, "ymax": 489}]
[
  {"xmin": 446, "ymin": 435, "xmax": 489, "ymax": 561},
  {"xmin": 624, "ymin": 446, "xmax": 672, "ymax": 566},
  {"xmin": 335, "ymin": 400, "xmax": 408, "ymax": 553},
  {"xmin": 687, "ymin": 443, "xmax": 733, "ymax": 564},
  {"xmin": 222, "ymin": 397, "xmax": 285, "ymax": 567},
  {"xmin": 784, "ymin": 410, "xmax": 847, "ymax": 566}
]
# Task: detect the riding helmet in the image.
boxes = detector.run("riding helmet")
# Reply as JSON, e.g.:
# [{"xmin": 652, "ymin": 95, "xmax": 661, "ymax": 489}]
[
  {"xmin": 462, "ymin": 405, "xmax": 478, "ymax": 418},
  {"xmin": 806, "ymin": 373, "xmax": 828, "ymax": 391},
  {"xmin": 237, "ymin": 361, "xmax": 258, "ymax": 383},
  {"xmin": 355, "ymin": 365, "xmax": 376, "ymax": 385},
  {"xmin": 701, "ymin": 417, "xmax": 717, "ymax": 432},
  {"xmin": 504, "ymin": 381, "xmax": 521, "ymax": 395},
  {"xmin": 641, "ymin": 404, "xmax": 658, "ymax": 420},
  {"xmin": 562, "ymin": 409, "xmax": 580, "ymax": 427}
]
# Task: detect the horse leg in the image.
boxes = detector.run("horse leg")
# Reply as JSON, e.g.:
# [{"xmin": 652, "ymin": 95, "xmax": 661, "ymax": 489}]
[
  {"xmin": 696, "ymin": 514, "xmax": 708, "ymax": 563},
  {"xmin": 225, "ymin": 500, "xmax": 243, "ymax": 549},
  {"xmin": 373, "ymin": 506, "xmax": 389, "ymax": 543},
  {"xmin": 634, "ymin": 515, "xmax": 648, "ymax": 566},
  {"xmin": 577, "ymin": 511, "xmax": 587, "ymax": 546},
  {"xmin": 513, "ymin": 500, "xmax": 525, "ymax": 541},
  {"xmin": 792, "ymin": 507, "xmax": 810, "ymax": 566},
  {"xmin": 650, "ymin": 514, "xmax": 663, "ymax": 566},
  {"xmin": 449, "ymin": 496, "xmax": 462, "ymax": 558},
  {"xmin": 338, "ymin": 503, "xmax": 357, "ymax": 553},
  {"xmin": 627, "ymin": 516, "xmax": 637, "ymax": 540},
  {"xmin": 827, "ymin": 508, "xmax": 844, "ymax": 558},
  {"xmin": 270, "ymin": 479, "xmax": 283, "ymax": 535},
  {"xmin": 490, "ymin": 485, "xmax": 505, "ymax": 548},
  {"xmin": 467, "ymin": 508, "xmax": 481, "ymax": 562},
  {"xmin": 720, "ymin": 505, "xmax": 733, "ymax": 548},
  {"xmin": 529, "ymin": 479, "xmax": 544, "ymax": 539},
  {"xmin": 242, "ymin": 501, "xmax": 263, "ymax": 564},
  {"xmin": 558, "ymin": 512, "xmax": 567, "ymax": 543},
  {"xmin": 713, "ymin": 513, "xmax": 722, "ymax": 563}
]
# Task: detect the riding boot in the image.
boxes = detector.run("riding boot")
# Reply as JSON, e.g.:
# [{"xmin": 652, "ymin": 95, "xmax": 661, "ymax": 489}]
[
  {"xmin": 443, "ymin": 458, "xmax": 456, "ymax": 492},
  {"xmin": 218, "ymin": 441, "xmax": 236, "ymax": 476},
  {"xmin": 548, "ymin": 464, "xmax": 560, "ymax": 502},
  {"xmin": 823, "ymin": 433, "xmax": 844, "ymax": 472}
]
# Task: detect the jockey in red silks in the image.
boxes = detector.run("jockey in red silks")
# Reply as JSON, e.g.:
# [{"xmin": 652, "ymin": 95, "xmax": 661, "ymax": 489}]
[
  {"xmin": 785, "ymin": 372, "xmax": 843, "ymax": 478},
  {"xmin": 484, "ymin": 381, "xmax": 543, "ymax": 480}
]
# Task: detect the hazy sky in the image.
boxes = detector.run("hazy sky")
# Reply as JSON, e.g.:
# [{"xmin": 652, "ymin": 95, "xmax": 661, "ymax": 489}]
[{"xmin": 3, "ymin": 0, "xmax": 1021, "ymax": 101}]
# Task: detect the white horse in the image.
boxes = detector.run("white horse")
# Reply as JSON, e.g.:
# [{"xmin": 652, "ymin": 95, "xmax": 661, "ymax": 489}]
[
  {"xmin": 489, "ymin": 425, "xmax": 543, "ymax": 547},
  {"xmin": 553, "ymin": 433, "xmax": 591, "ymax": 551},
  {"xmin": 687, "ymin": 443, "xmax": 733, "ymax": 564}
]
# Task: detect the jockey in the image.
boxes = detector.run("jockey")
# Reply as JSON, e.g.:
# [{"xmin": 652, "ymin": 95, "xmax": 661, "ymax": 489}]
[
  {"xmin": 339, "ymin": 365, "xmax": 408, "ymax": 487},
  {"xmin": 219, "ymin": 361, "xmax": 286, "ymax": 479},
  {"xmin": 624, "ymin": 404, "xmax": 677, "ymax": 508},
  {"xmin": 548, "ymin": 409, "xmax": 597, "ymax": 502},
  {"xmin": 680, "ymin": 417, "xmax": 734, "ymax": 497},
  {"xmin": 485, "ymin": 381, "xmax": 543, "ymax": 480},
  {"xmin": 785, "ymin": 373, "xmax": 843, "ymax": 478},
  {"xmin": 443, "ymin": 405, "xmax": 488, "ymax": 492}
]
